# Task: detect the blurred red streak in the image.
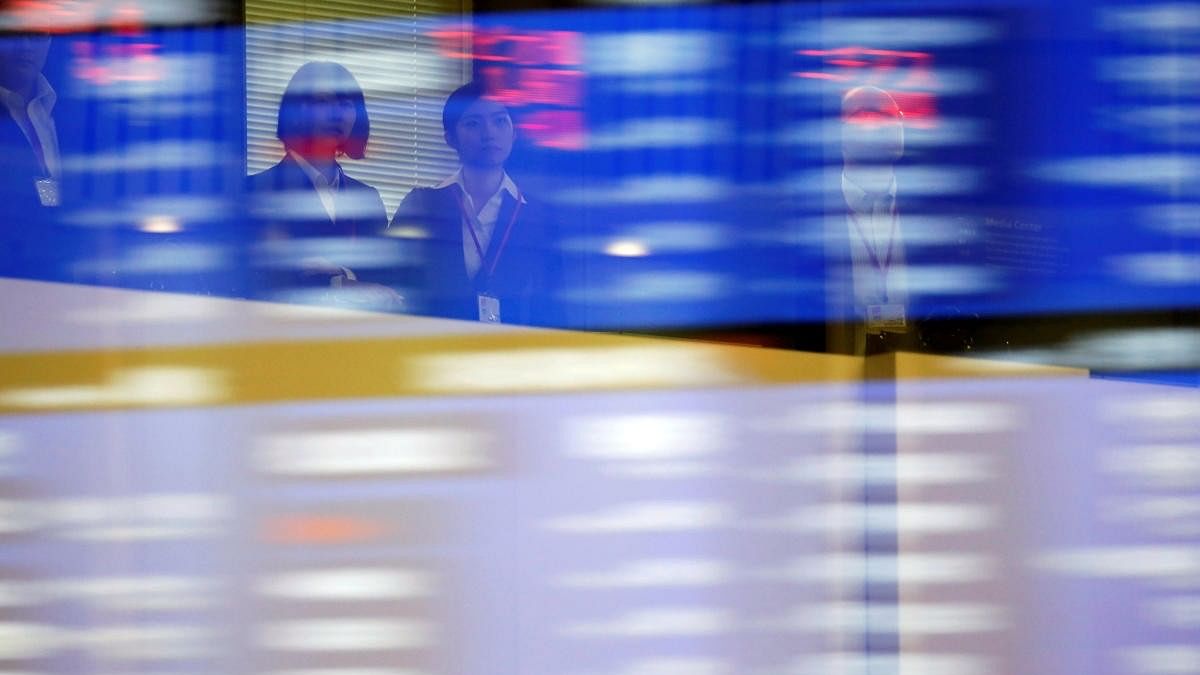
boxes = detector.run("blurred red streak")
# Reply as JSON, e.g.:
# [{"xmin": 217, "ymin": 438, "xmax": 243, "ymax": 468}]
[
  {"xmin": 71, "ymin": 41, "xmax": 163, "ymax": 85},
  {"xmin": 263, "ymin": 514, "xmax": 387, "ymax": 545},
  {"xmin": 793, "ymin": 72, "xmax": 847, "ymax": 80},
  {"xmin": 7, "ymin": 0, "xmax": 152, "ymax": 34},
  {"xmin": 429, "ymin": 28, "xmax": 582, "ymax": 66},
  {"xmin": 799, "ymin": 46, "xmax": 931, "ymax": 61}
]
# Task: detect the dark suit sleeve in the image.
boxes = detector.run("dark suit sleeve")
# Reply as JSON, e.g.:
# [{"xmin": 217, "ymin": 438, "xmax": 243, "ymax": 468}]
[
  {"xmin": 364, "ymin": 186, "xmax": 388, "ymax": 238},
  {"xmin": 386, "ymin": 188, "xmax": 438, "ymax": 316},
  {"xmin": 390, "ymin": 187, "xmax": 434, "ymax": 229},
  {"xmin": 242, "ymin": 166, "xmax": 284, "ymax": 299},
  {"xmin": 350, "ymin": 185, "xmax": 400, "ymax": 294}
]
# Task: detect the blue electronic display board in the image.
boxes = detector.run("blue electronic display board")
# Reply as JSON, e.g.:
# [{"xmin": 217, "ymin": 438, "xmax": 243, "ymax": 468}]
[{"xmin": 0, "ymin": 0, "xmax": 1194, "ymax": 333}]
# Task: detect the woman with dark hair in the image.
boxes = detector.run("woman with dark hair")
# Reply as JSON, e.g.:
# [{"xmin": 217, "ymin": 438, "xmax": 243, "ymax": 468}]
[
  {"xmin": 247, "ymin": 61, "xmax": 397, "ymax": 306},
  {"xmin": 389, "ymin": 81, "xmax": 560, "ymax": 325}
]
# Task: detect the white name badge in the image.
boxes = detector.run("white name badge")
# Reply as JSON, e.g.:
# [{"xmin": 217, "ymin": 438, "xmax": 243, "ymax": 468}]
[
  {"xmin": 867, "ymin": 303, "xmax": 907, "ymax": 333},
  {"xmin": 35, "ymin": 177, "xmax": 59, "ymax": 207},
  {"xmin": 478, "ymin": 293, "xmax": 501, "ymax": 323}
]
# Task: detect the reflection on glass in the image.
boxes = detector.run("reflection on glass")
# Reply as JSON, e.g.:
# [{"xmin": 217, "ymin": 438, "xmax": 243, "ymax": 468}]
[
  {"xmin": 246, "ymin": 60, "xmax": 401, "ymax": 311},
  {"xmin": 390, "ymin": 80, "xmax": 561, "ymax": 326}
]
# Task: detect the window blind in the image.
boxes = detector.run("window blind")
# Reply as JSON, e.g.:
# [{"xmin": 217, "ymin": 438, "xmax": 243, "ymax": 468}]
[{"xmin": 245, "ymin": 0, "xmax": 468, "ymax": 217}]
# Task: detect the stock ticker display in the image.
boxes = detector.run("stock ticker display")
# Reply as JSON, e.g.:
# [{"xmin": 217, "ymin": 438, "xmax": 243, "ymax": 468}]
[
  {"xmin": 0, "ymin": 0, "xmax": 1195, "ymax": 330},
  {"xmin": 0, "ymin": 1, "xmax": 1199, "ymax": 675}
]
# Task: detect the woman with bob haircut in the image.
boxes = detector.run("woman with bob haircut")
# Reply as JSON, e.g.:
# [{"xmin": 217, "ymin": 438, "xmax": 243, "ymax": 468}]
[
  {"xmin": 389, "ymin": 81, "xmax": 561, "ymax": 326},
  {"xmin": 247, "ymin": 61, "xmax": 397, "ymax": 306}
]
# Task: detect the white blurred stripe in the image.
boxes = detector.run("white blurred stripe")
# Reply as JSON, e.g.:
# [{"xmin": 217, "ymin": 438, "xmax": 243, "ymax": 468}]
[
  {"xmin": 0, "ymin": 623, "xmax": 63, "ymax": 660},
  {"xmin": 767, "ymin": 552, "xmax": 994, "ymax": 585},
  {"xmin": 412, "ymin": 345, "xmax": 739, "ymax": 393},
  {"xmin": 258, "ymin": 619, "xmax": 433, "ymax": 652},
  {"xmin": 566, "ymin": 413, "xmax": 725, "ymax": 461},
  {"xmin": 587, "ymin": 32, "xmax": 724, "ymax": 75},
  {"xmin": 0, "ymin": 367, "xmax": 228, "ymax": 410},
  {"xmin": 1035, "ymin": 546, "xmax": 1200, "ymax": 580},
  {"xmin": 553, "ymin": 175, "xmax": 730, "ymax": 205},
  {"xmin": 759, "ymin": 503, "xmax": 994, "ymax": 534},
  {"xmin": 1034, "ymin": 154, "xmax": 1200, "ymax": 191},
  {"xmin": 258, "ymin": 568, "xmax": 433, "ymax": 601},
  {"xmin": 545, "ymin": 501, "xmax": 729, "ymax": 533},
  {"xmin": 257, "ymin": 429, "xmax": 490, "ymax": 476},
  {"xmin": 787, "ymin": 17, "xmax": 998, "ymax": 48},
  {"xmin": 589, "ymin": 118, "xmax": 731, "ymax": 149}
]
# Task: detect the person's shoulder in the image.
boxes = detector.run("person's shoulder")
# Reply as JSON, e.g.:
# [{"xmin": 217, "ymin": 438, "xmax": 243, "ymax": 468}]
[
  {"xmin": 245, "ymin": 157, "xmax": 293, "ymax": 192},
  {"xmin": 340, "ymin": 170, "xmax": 381, "ymax": 195},
  {"xmin": 399, "ymin": 184, "xmax": 458, "ymax": 211},
  {"xmin": 391, "ymin": 184, "xmax": 459, "ymax": 236},
  {"xmin": 403, "ymin": 185, "xmax": 437, "ymax": 200},
  {"xmin": 423, "ymin": 183, "xmax": 460, "ymax": 198},
  {"xmin": 340, "ymin": 171, "xmax": 387, "ymax": 210}
]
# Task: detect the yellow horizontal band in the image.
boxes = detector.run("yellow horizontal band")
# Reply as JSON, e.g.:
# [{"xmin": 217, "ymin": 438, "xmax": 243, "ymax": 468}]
[
  {"xmin": 0, "ymin": 322, "xmax": 1089, "ymax": 415},
  {"xmin": 0, "ymin": 330, "xmax": 868, "ymax": 415}
]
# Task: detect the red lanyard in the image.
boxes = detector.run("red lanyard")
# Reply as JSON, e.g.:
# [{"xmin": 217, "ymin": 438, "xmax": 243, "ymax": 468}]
[
  {"xmin": 457, "ymin": 187, "xmax": 523, "ymax": 280},
  {"xmin": 848, "ymin": 204, "xmax": 898, "ymax": 276}
]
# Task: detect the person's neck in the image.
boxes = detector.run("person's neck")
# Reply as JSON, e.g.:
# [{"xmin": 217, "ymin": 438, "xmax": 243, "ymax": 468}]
[
  {"xmin": 290, "ymin": 144, "xmax": 339, "ymax": 182},
  {"xmin": 461, "ymin": 165, "xmax": 504, "ymax": 214},
  {"xmin": 844, "ymin": 161, "xmax": 895, "ymax": 197}
]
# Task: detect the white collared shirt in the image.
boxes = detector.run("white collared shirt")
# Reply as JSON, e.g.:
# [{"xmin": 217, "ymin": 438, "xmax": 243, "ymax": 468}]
[
  {"xmin": 842, "ymin": 170, "xmax": 907, "ymax": 308},
  {"xmin": 0, "ymin": 74, "xmax": 59, "ymax": 178},
  {"xmin": 288, "ymin": 150, "xmax": 342, "ymax": 222},
  {"xmin": 437, "ymin": 169, "xmax": 524, "ymax": 278}
]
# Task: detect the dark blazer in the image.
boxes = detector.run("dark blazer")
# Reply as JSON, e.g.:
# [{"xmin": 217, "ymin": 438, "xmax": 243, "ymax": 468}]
[
  {"xmin": 246, "ymin": 154, "xmax": 387, "ymax": 240},
  {"xmin": 390, "ymin": 183, "xmax": 561, "ymax": 327},
  {"xmin": 245, "ymin": 154, "xmax": 389, "ymax": 296}
]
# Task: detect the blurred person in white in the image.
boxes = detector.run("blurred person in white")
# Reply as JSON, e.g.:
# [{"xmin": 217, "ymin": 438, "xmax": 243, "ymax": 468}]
[
  {"xmin": 247, "ymin": 61, "xmax": 401, "ymax": 310},
  {"xmin": 833, "ymin": 85, "xmax": 914, "ymax": 355},
  {"xmin": 0, "ymin": 29, "xmax": 58, "ymax": 210},
  {"xmin": 390, "ymin": 81, "xmax": 560, "ymax": 326}
]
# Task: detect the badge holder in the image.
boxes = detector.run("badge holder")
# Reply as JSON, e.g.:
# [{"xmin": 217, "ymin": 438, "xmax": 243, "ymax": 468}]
[
  {"xmin": 478, "ymin": 294, "xmax": 501, "ymax": 323},
  {"xmin": 867, "ymin": 303, "xmax": 907, "ymax": 334},
  {"xmin": 35, "ymin": 177, "xmax": 59, "ymax": 207}
]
